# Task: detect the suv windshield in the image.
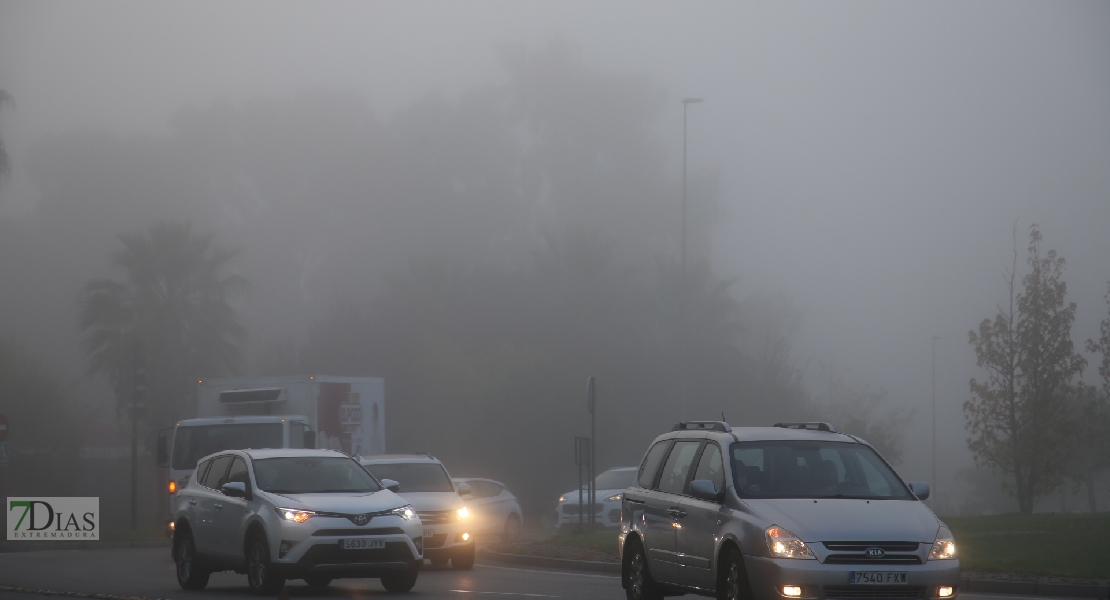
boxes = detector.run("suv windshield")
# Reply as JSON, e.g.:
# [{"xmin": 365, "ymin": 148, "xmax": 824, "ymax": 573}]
[
  {"xmin": 595, "ymin": 469, "xmax": 636, "ymax": 490},
  {"xmin": 253, "ymin": 456, "xmax": 381, "ymax": 494},
  {"xmin": 364, "ymin": 462, "xmax": 454, "ymax": 492},
  {"xmin": 172, "ymin": 423, "xmax": 283, "ymax": 470},
  {"xmin": 731, "ymin": 440, "xmax": 912, "ymax": 500}
]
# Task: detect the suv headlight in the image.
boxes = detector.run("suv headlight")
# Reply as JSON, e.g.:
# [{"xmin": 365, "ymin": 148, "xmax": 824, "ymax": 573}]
[
  {"xmin": 276, "ymin": 508, "xmax": 315, "ymax": 523},
  {"xmin": 765, "ymin": 525, "xmax": 815, "ymax": 559},
  {"xmin": 392, "ymin": 505, "xmax": 416, "ymax": 521},
  {"xmin": 457, "ymin": 506, "xmax": 469, "ymax": 520},
  {"xmin": 929, "ymin": 525, "xmax": 958, "ymax": 560}
]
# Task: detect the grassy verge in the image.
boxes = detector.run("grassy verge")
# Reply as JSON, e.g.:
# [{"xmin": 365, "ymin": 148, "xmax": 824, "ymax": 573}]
[
  {"xmin": 493, "ymin": 530, "xmax": 620, "ymax": 563},
  {"xmin": 942, "ymin": 512, "xmax": 1110, "ymax": 580}
]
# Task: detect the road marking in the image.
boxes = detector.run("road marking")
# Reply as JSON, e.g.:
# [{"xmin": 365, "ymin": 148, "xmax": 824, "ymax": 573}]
[
  {"xmin": 478, "ymin": 564, "xmax": 619, "ymax": 579},
  {"xmin": 450, "ymin": 591, "xmax": 559, "ymax": 598}
]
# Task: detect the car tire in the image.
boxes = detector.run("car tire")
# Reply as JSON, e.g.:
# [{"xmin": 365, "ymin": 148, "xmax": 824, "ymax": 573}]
[
  {"xmin": 246, "ymin": 533, "xmax": 285, "ymax": 595},
  {"xmin": 503, "ymin": 514, "xmax": 522, "ymax": 541},
  {"xmin": 304, "ymin": 575, "xmax": 332, "ymax": 588},
  {"xmin": 717, "ymin": 547, "xmax": 753, "ymax": 600},
  {"xmin": 624, "ymin": 540, "xmax": 664, "ymax": 600},
  {"xmin": 451, "ymin": 544, "xmax": 476, "ymax": 570},
  {"xmin": 174, "ymin": 530, "xmax": 210, "ymax": 591},
  {"xmin": 380, "ymin": 566, "xmax": 419, "ymax": 593}
]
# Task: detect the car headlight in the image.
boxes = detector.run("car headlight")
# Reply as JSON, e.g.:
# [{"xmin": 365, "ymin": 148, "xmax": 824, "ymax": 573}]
[
  {"xmin": 765, "ymin": 525, "xmax": 815, "ymax": 559},
  {"xmin": 275, "ymin": 507, "xmax": 315, "ymax": 523},
  {"xmin": 929, "ymin": 526, "xmax": 958, "ymax": 560},
  {"xmin": 391, "ymin": 505, "xmax": 416, "ymax": 521},
  {"xmin": 558, "ymin": 495, "xmax": 566, "ymax": 503},
  {"xmin": 606, "ymin": 493, "xmax": 623, "ymax": 502},
  {"xmin": 457, "ymin": 506, "xmax": 469, "ymax": 520}
]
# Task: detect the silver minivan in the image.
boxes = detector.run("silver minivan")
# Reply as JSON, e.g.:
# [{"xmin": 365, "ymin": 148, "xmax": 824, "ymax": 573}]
[{"xmin": 619, "ymin": 422, "xmax": 959, "ymax": 600}]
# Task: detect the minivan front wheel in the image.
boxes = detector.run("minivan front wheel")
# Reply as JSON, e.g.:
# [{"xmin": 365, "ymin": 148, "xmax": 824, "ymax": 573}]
[
  {"xmin": 624, "ymin": 541, "xmax": 663, "ymax": 600},
  {"xmin": 718, "ymin": 548, "xmax": 752, "ymax": 600}
]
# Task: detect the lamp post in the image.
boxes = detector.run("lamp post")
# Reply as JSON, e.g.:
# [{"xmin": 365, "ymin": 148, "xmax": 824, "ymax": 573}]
[
  {"xmin": 931, "ymin": 335, "xmax": 941, "ymax": 507},
  {"xmin": 680, "ymin": 98, "xmax": 702, "ymax": 420}
]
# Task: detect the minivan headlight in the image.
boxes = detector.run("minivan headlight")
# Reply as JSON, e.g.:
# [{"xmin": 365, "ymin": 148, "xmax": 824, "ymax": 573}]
[
  {"xmin": 765, "ymin": 525, "xmax": 815, "ymax": 559},
  {"xmin": 392, "ymin": 505, "xmax": 416, "ymax": 521},
  {"xmin": 276, "ymin": 508, "xmax": 315, "ymax": 523},
  {"xmin": 606, "ymin": 493, "xmax": 623, "ymax": 502},
  {"xmin": 929, "ymin": 526, "xmax": 958, "ymax": 560}
]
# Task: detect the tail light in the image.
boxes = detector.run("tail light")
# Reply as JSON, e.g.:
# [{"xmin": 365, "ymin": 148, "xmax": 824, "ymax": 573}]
[{"xmin": 168, "ymin": 481, "xmax": 176, "ymax": 493}]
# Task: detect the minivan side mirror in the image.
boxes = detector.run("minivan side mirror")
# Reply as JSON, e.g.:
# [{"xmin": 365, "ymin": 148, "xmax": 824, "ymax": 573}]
[
  {"xmin": 689, "ymin": 479, "xmax": 721, "ymax": 502},
  {"xmin": 457, "ymin": 482, "xmax": 472, "ymax": 497},
  {"xmin": 222, "ymin": 481, "xmax": 249, "ymax": 499},
  {"xmin": 909, "ymin": 482, "xmax": 931, "ymax": 501},
  {"xmin": 381, "ymin": 478, "xmax": 401, "ymax": 493},
  {"xmin": 303, "ymin": 430, "xmax": 316, "ymax": 449}
]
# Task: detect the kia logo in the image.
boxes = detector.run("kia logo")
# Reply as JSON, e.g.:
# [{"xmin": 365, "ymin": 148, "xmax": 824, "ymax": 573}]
[
  {"xmin": 351, "ymin": 514, "xmax": 369, "ymax": 526},
  {"xmin": 866, "ymin": 548, "xmax": 885, "ymax": 558}
]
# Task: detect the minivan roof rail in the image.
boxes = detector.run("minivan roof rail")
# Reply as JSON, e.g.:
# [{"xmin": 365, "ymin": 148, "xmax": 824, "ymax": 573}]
[
  {"xmin": 672, "ymin": 421, "xmax": 732, "ymax": 432},
  {"xmin": 773, "ymin": 422, "xmax": 837, "ymax": 433}
]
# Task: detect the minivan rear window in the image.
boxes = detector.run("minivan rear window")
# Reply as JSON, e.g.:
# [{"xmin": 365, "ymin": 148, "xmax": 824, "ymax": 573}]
[{"xmin": 731, "ymin": 441, "xmax": 912, "ymax": 500}]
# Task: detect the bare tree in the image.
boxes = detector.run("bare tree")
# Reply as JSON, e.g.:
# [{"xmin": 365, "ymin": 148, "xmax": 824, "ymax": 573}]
[{"xmin": 0, "ymin": 90, "xmax": 11, "ymax": 184}]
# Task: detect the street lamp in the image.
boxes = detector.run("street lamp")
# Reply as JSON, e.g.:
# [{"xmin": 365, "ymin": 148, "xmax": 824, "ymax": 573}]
[
  {"xmin": 931, "ymin": 335, "xmax": 942, "ymax": 508},
  {"xmin": 681, "ymin": 97, "xmax": 704, "ymax": 276},
  {"xmin": 679, "ymin": 97, "xmax": 703, "ymax": 420}
]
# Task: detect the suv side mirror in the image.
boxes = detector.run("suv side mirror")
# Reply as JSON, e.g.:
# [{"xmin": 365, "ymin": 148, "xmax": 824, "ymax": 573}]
[
  {"xmin": 457, "ymin": 482, "xmax": 472, "ymax": 497},
  {"xmin": 381, "ymin": 478, "xmax": 401, "ymax": 493},
  {"xmin": 222, "ymin": 482, "xmax": 249, "ymax": 499},
  {"xmin": 303, "ymin": 430, "xmax": 316, "ymax": 449},
  {"xmin": 909, "ymin": 482, "xmax": 930, "ymax": 501},
  {"xmin": 689, "ymin": 479, "xmax": 721, "ymax": 502},
  {"xmin": 156, "ymin": 431, "xmax": 170, "ymax": 468}
]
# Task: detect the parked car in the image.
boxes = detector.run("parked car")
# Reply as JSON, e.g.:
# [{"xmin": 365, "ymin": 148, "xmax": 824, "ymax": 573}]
[
  {"xmin": 171, "ymin": 448, "xmax": 423, "ymax": 594},
  {"xmin": 619, "ymin": 421, "xmax": 959, "ymax": 600},
  {"xmin": 360, "ymin": 454, "xmax": 475, "ymax": 569},
  {"xmin": 452, "ymin": 477, "xmax": 524, "ymax": 540},
  {"xmin": 555, "ymin": 466, "xmax": 638, "ymax": 530}
]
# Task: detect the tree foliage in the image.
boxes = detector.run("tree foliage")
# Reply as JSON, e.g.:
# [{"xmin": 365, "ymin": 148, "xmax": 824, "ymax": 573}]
[
  {"xmin": 966, "ymin": 225, "xmax": 1086, "ymax": 513},
  {"xmin": 0, "ymin": 89, "xmax": 10, "ymax": 184},
  {"xmin": 78, "ymin": 221, "xmax": 247, "ymax": 429}
]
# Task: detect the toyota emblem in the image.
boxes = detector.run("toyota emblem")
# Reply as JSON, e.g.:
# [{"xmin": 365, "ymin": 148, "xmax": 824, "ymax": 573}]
[
  {"xmin": 352, "ymin": 514, "xmax": 369, "ymax": 526},
  {"xmin": 865, "ymin": 548, "xmax": 885, "ymax": 558}
]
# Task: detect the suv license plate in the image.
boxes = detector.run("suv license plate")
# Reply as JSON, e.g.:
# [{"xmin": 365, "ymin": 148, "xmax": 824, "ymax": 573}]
[
  {"xmin": 850, "ymin": 571, "xmax": 907, "ymax": 585},
  {"xmin": 424, "ymin": 528, "xmax": 435, "ymax": 539},
  {"xmin": 340, "ymin": 538, "xmax": 385, "ymax": 550}
]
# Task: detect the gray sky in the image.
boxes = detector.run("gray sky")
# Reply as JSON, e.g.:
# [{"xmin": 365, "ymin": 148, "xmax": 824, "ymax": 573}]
[{"xmin": 2, "ymin": 0, "xmax": 1108, "ymax": 508}]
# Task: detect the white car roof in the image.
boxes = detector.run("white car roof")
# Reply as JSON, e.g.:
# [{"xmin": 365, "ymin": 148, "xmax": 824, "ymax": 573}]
[
  {"xmin": 241, "ymin": 448, "xmax": 351, "ymax": 460},
  {"xmin": 176, "ymin": 415, "xmax": 309, "ymax": 426},
  {"xmin": 359, "ymin": 454, "xmax": 441, "ymax": 464}
]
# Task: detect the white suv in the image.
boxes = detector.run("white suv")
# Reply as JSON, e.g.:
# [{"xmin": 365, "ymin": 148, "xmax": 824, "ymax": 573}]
[
  {"xmin": 360, "ymin": 454, "xmax": 475, "ymax": 569},
  {"xmin": 171, "ymin": 448, "xmax": 423, "ymax": 594}
]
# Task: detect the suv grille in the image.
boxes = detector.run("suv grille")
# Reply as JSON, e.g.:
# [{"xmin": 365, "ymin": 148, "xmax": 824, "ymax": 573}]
[
  {"xmin": 418, "ymin": 510, "xmax": 455, "ymax": 524},
  {"xmin": 825, "ymin": 587, "xmax": 924, "ymax": 599},
  {"xmin": 822, "ymin": 542, "xmax": 921, "ymax": 565}
]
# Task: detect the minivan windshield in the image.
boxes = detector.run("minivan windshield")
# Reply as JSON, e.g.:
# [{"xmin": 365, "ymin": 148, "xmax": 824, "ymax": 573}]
[
  {"xmin": 252, "ymin": 456, "xmax": 381, "ymax": 494},
  {"xmin": 731, "ymin": 441, "xmax": 912, "ymax": 500},
  {"xmin": 363, "ymin": 462, "xmax": 454, "ymax": 493}
]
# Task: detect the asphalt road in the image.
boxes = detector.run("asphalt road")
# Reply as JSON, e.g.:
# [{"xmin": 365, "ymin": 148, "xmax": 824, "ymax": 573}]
[
  {"xmin": 0, "ymin": 547, "xmax": 1087, "ymax": 600},
  {"xmin": 0, "ymin": 547, "xmax": 622, "ymax": 599}
]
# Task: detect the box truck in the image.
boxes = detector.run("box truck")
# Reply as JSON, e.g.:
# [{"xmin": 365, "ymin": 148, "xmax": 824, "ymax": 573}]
[{"xmin": 156, "ymin": 375, "xmax": 384, "ymax": 533}]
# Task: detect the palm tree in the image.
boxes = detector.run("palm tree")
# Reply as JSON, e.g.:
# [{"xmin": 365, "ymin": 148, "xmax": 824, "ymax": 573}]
[{"xmin": 79, "ymin": 221, "xmax": 248, "ymax": 428}]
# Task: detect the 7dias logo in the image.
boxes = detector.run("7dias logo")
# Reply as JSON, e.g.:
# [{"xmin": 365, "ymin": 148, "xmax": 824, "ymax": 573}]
[{"xmin": 7, "ymin": 497, "xmax": 99, "ymax": 540}]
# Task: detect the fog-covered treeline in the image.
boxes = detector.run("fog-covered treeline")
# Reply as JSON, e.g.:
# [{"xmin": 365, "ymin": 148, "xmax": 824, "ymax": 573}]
[{"xmin": 0, "ymin": 42, "xmax": 906, "ymax": 519}]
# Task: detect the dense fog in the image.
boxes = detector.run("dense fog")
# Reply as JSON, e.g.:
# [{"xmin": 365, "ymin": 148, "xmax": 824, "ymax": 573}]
[{"xmin": 1, "ymin": 1, "xmax": 1108, "ymax": 524}]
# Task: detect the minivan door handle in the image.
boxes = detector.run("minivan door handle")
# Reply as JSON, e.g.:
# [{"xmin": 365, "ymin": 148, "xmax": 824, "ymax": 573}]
[
  {"xmin": 214, "ymin": 503, "xmax": 223, "ymax": 510},
  {"xmin": 667, "ymin": 507, "xmax": 686, "ymax": 519},
  {"xmin": 188, "ymin": 500, "xmax": 197, "ymax": 506}
]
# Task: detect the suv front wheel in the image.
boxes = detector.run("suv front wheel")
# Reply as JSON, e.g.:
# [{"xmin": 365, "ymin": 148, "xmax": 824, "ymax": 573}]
[
  {"xmin": 174, "ymin": 529, "xmax": 210, "ymax": 590},
  {"xmin": 246, "ymin": 533, "xmax": 285, "ymax": 595}
]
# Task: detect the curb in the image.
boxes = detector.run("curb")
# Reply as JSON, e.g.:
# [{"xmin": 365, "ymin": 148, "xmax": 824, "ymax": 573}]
[
  {"xmin": 0, "ymin": 541, "xmax": 168, "ymax": 553},
  {"xmin": 478, "ymin": 547, "xmax": 621, "ymax": 574},
  {"xmin": 480, "ymin": 550, "xmax": 1108, "ymax": 598}
]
